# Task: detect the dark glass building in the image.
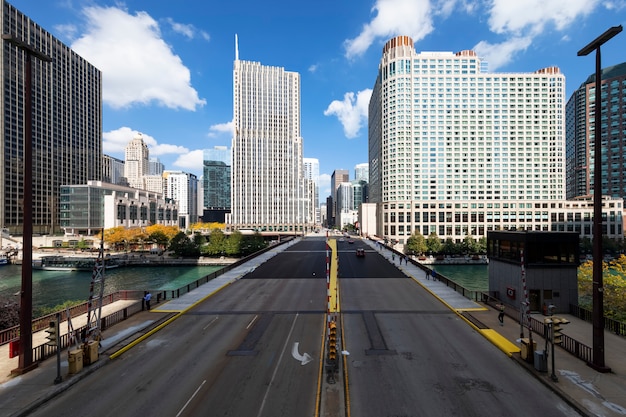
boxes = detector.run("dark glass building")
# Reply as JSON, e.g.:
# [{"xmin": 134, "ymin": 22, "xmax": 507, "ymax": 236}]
[{"xmin": 1, "ymin": 2, "xmax": 102, "ymax": 234}]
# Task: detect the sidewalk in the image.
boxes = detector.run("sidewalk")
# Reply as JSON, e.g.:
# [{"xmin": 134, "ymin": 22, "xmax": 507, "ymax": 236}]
[{"xmin": 371, "ymin": 241, "xmax": 626, "ymax": 417}]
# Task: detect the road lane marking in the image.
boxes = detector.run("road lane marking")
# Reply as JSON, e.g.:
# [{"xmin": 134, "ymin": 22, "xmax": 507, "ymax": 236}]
[
  {"xmin": 176, "ymin": 379, "xmax": 206, "ymax": 417},
  {"xmin": 246, "ymin": 314, "xmax": 259, "ymax": 329},
  {"xmin": 203, "ymin": 316, "xmax": 218, "ymax": 330},
  {"xmin": 256, "ymin": 313, "xmax": 300, "ymax": 417}
]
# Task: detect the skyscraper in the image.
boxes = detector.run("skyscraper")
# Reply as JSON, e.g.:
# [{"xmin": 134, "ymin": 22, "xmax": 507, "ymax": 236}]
[
  {"xmin": 330, "ymin": 169, "xmax": 349, "ymax": 227},
  {"xmin": 303, "ymin": 158, "xmax": 320, "ymax": 225},
  {"xmin": 230, "ymin": 37, "xmax": 311, "ymax": 233},
  {"xmin": 124, "ymin": 132, "xmax": 149, "ymax": 189},
  {"xmin": 203, "ymin": 146, "xmax": 231, "ymax": 210},
  {"xmin": 354, "ymin": 163, "xmax": 369, "ymax": 183},
  {"xmin": 369, "ymin": 36, "xmax": 566, "ymax": 243},
  {"xmin": 1, "ymin": 2, "xmax": 102, "ymax": 235},
  {"xmin": 566, "ymin": 62, "xmax": 626, "ymax": 200}
]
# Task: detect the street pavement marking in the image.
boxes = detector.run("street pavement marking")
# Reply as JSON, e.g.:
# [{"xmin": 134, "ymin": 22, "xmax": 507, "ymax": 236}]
[{"xmin": 480, "ymin": 329, "xmax": 521, "ymax": 356}]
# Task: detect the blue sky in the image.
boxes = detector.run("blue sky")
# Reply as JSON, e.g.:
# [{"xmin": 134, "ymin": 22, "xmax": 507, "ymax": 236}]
[{"xmin": 9, "ymin": 0, "xmax": 626, "ymax": 198}]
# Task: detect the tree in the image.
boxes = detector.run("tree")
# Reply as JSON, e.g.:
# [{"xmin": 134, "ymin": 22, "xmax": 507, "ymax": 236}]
[
  {"xmin": 169, "ymin": 232, "xmax": 200, "ymax": 257},
  {"xmin": 404, "ymin": 231, "xmax": 427, "ymax": 256},
  {"xmin": 426, "ymin": 232, "xmax": 443, "ymax": 255},
  {"xmin": 204, "ymin": 229, "xmax": 227, "ymax": 256},
  {"xmin": 442, "ymin": 238, "xmax": 457, "ymax": 255},
  {"xmin": 225, "ymin": 230, "xmax": 243, "ymax": 256},
  {"xmin": 462, "ymin": 234, "xmax": 479, "ymax": 254}
]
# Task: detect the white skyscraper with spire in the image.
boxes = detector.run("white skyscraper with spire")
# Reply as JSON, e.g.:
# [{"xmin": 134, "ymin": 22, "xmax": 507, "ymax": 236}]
[{"xmin": 230, "ymin": 36, "xmax": 312, "ymax": 233}]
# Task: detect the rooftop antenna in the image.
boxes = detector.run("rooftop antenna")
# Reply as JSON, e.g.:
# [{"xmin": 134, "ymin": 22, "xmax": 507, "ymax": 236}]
[{"xmin": 235, "ymin": 33, "xmax": 239, "ymax": 61}]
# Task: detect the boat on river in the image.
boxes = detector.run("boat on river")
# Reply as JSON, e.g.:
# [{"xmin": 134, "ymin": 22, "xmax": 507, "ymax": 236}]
[
  {"xmin": 0, "ymin": 253, "xmax": 8, "ymax": 266},
  {"xmin": 33, "ymin": 256, "xmax": 121, "ymax": 271}
]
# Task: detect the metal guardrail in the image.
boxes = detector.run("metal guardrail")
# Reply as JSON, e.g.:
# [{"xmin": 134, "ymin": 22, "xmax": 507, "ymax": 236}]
[{"xmin": 2, "ymin": 238, "xmax": 293, "ymax": 353}]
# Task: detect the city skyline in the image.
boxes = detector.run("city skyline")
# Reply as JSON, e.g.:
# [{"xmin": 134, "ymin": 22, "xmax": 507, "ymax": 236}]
[{"xmin": 8, "ymin": 0, "xmax": 626, "ymax": 198}]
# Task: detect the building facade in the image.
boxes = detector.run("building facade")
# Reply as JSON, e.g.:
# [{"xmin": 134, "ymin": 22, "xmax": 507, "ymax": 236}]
[
  {"xmin": 124, "ymin": 132, "xmax": 149, "ymax": 189},
  {"xmin": 163, "ymin": 170, "xmax": 198, "ymax": 229},
  {"xmin": 230, "ymin": 42, "xmax": 311, "ymax": 233},
  {"xmin": 566, "ymin": 62, "xmax": 626, "ymax": 200},
  {"xmin": 303, "ymin": 157, "xmax": 320, "ymax": 225},
  {"xmin": 1, "ymin": 2, "xmax": 102, "ymax": 235},
  {"xmin": 59, "ymin": 181, "xmax": 178, "ymax": 235},
  {"xmin": 102, "ymin": 155, "xmax": 127, "ymax": 186},
  {"xmin": 330, "ymin": 169, "xmax": 349, "ymax": 227},
  {"xmin": 203, "ymin": 146, "xmax": 231, "ymax": 210},
  {"xmin": 368, "ymin": 36, "xmax": 624, "ymax": 245}
]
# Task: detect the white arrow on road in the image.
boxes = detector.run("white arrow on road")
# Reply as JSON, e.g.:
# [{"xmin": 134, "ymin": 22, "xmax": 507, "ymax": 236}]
[{"xmin": 291, "ymin": 342, "xmax": 313, "ymax": 365}]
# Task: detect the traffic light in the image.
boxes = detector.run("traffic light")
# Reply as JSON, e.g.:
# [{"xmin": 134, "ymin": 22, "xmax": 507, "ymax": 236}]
[
  {"xmin": 552, "ymin": 317, "xmax": 569, "ymax": 345},
  {"xmin": 45, "ymin": 321, "xmax": 58, "ymax": 346},
  {"xmin": 327, "ymin": 321, "xmax": 337, "ymax": 363}
]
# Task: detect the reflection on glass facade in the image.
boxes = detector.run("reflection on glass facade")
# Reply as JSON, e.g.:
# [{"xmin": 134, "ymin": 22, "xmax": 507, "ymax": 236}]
[{"xmin": 487, "ymin": 231, "xmax": 579, "ymax": 266}]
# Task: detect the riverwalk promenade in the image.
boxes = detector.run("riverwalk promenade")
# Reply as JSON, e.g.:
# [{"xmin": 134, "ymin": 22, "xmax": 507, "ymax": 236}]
[{"xmin": 1, "ymin": 237, "xmax": 626, "ymax": 417}]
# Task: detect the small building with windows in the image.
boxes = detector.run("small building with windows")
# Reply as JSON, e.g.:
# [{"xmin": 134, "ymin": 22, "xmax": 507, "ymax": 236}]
[
  {"xmin": 60, "ymin": 181, "xmax": 179, "ymax": 235},
  {"xmin": 487, "ymin": 231, "xmax": 579, "ymax": 314}
]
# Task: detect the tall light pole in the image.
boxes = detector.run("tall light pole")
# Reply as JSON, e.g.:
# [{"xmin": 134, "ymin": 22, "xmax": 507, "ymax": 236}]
[
  {"xmin": 3, "ymin": 34, "xmax": 52, "ymax": 374},
  {"xmin": 577, "ymin": 25, "xmax": 622, "ymax": 372}
]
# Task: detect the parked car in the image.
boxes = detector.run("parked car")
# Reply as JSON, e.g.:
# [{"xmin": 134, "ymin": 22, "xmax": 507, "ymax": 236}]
[{"xmin": 356, "ymin": 248, "xmax": 365, "ymax": 257}]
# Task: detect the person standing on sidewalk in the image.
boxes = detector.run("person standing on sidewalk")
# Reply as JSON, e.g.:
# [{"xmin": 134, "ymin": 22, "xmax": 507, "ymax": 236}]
[
  {"xmin": 497, "ymin": 303, "xmax": 505, "ymax": 326},
  {"xmin": 144, "ymin": 291, "xmax": 152, "ymax": 311}
]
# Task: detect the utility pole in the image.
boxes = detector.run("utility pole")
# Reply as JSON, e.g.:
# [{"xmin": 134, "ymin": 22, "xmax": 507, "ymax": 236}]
[
  {"xmin": 577, "ymin": 25, "xmax": 622, "ymax": 372},
  {"xmin": 3, "ymin": 34, "xmax": 52, "ymax": 375}
]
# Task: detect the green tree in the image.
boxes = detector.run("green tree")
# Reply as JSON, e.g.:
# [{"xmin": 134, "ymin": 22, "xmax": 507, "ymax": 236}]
[
  {"xmin": 225, "ymin": 230, "xmax": 243, "ymax": 256},
  {"xmin": 426, "ymin": 232, "xmax": 443, "ymax": 255},
  {"xmin": 205, "ymin": 229, "xmax": 227, "ymax": 256},
  {"xmin": 477, "ymin": 237, "xmax": 487, "ymax": 254},
  {"xmin": 169, "ymin": 232, "xmax": 200, "ymax": 257},
  {"xmin": 462, "ymin": 234, "xmax": 479, "ymax": 254},
  {"xmin": 149, "ymin": 230, "xmax": 170, "ymax": 249},
  {"xmin": 442, "ymin": 237, "xmax": 457, "ymax": 255},
  {"xmin": 404, "ymin": 231, "xmax": 427, "ymax": 256}
]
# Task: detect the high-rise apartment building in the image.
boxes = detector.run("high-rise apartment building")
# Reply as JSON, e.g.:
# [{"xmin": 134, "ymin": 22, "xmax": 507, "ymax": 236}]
[
  {"xmin": 124, "ymin": 132, "xmax": 149, "ymax": 189},
  {"xmin": 163, "ymin": 170, "xmax": 198, "ymax": 229},
  {"xmin": 1, "ymin": 2, "xmax": 102, "ymax": 234},
  {"xmin": 148, "ymin": 157, "xmax": 164, "ymax": 176},
  {"xmin": 369, "ymin": 36, "xmax": 569, "ymax": 243},
  {"xmin": 566, "ymin": 62, "xmax": 626, "ymax": 200},
  {"xmin": 230, "ymin": 39, "xmax": 311, "ymax": 233}
]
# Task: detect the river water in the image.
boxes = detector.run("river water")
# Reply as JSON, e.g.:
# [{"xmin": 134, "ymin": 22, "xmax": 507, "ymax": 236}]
[
  {"xmin": 0, "ymin": 264, "xmax": 223, "ymax": 313},
  {"xmin": 0, "ymin": 262, "xmax": 489, "ymax": 314}
]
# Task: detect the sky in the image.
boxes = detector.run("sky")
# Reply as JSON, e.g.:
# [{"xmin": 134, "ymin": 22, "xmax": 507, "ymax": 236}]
[{"xmin": 9, "ymin": 0, "xmax": 626, "ymax": 198}]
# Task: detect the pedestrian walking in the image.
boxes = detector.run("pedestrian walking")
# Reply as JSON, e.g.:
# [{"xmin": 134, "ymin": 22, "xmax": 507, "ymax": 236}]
[
  {"xmin": 431, "ymin": 269, "xmax": 437, "ymax": 281},
  {"xmin": 392, "ymin": 253, "xmax": 395, "ymax": 262},
  {"xmin": 144, "ymin": 291, "xmax": 152, "ymax": 311},
  {"xmin": 497, "ymin": 303, "xmax": 505, "ymax": 326},
  {"xmin": 425, "ymin": 269, "xmax": 430, "ymax": 280}
]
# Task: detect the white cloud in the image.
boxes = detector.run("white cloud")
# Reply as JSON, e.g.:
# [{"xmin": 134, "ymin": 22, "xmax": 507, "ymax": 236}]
[
  {"xmin": 208, "ymin": 121, "xmax": 234, "ymax": 137},
  {"xmin": 71, "ymin": 6, "xmax": 206, "ymax": 110},
  {"xmin": 103, "ymin": 127, "xmax": 153, "ymax": 154},
  {"xmin": 344, "ymin": 0, "xmax": 433, "ymax": 59},
  {"xmin": 487, "ymin": 0, "xmax": 598, "ymax": 36},
  {"xmin": 173, "ymin": 149, "xmax": 204, "ymax": 173},
  {"xmin": 318, "ymin": 173, "xmax": 331, "ymax": 198},
  {"xmin": 324, "ymin": 89, "xmax": 372, "ymax": 139},
  {"xmin": 103, "ymin": 127, "xmax": 188, "ymax": 157},
  {"xmin": 473, "ymin": 36, "xmax": 532, "ymax": 71},
  {"xmin": 166, "ymin": 18, "xmax": 210, "ymax": 41}
]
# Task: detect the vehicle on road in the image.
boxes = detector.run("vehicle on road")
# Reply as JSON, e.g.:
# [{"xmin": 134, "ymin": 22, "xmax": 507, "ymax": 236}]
[{"xmin": 356, "ymin": 248, "xmax": 365, "ymax": 257}]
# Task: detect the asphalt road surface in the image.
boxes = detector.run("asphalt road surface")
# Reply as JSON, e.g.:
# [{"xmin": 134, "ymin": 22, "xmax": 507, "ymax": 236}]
[{"xmin": 28, "ymin": 237, "xmax": 579, "ymax": 417}]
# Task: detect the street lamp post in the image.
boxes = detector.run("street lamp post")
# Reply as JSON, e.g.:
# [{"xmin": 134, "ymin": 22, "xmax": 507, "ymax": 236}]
[
  {"xmin": 577, "ymin": 25, "xmax": 622, "ymax": 372},
  {"xmin": 3, "ymin": 34, "xmax": 52, "ymax": 375}
]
